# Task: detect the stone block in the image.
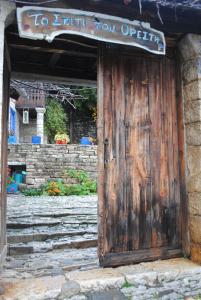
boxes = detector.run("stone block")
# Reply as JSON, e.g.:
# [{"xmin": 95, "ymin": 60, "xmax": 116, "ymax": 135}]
[
  {"xmin": 184, "ymin": 80, "xmax": 201, "ymax": 102},
  {"xmin": 187, "ymin": 146, "xmax": 201, "ymax": 176},
  {"xmin": 187, "ymin": 172, "xmax": 201, "ymax": 192},
  {"xmin": 189, "ymin": 193, "xmax": 201, "ymax": 215},
  {"xmin": 184, "ymin": 100, "xmax": 201, "ymax": 124},
  {"xmin": 59, "ymin": 280, "xmax": 80, "ymax": 299},
  {"xmin": 186, "ymin": 123, "xmax": 201, "ymax": 145},
  {"xmin": 191, "ymin": 243, "xmax": 201, "ymax": 264},
  {"xmin": 182, "ymin": 57, "xmax": 201, "ymax": 85},
  {"xmin": 26, "ymin": 178, "xmax": 35, "ymax": 185},
  {"xmin": 179, "ymin": 34, "xmax": 201, "ymax": 61},
  {"xmin": 189, "ymin": 215, "xmax": 201, "ymax": 243}
]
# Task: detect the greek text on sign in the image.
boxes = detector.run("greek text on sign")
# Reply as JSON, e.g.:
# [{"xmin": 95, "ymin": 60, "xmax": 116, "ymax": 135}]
[{"xmin": 17, "ymin": 7, "xmax": 166, "ymax": 55}]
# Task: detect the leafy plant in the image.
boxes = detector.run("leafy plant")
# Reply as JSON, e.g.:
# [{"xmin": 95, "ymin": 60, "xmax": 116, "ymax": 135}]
[
  {"xmin": 54, "ymin": 133, "xmax": 70, "ymax": 143},
  {"xmin": 64, "ymin": 169, "xmax": 97, "ymax": 195},
  {"xmin": 45, "ymin": 99, "xmax": 67, "ymax": 143},
  {"xmin": 21, "ymin": 170, "xmax": 97, "ymax": 197},
  {"xmin": 43, "ymin": 180, "xmax": 66, "ymax": 196},
  {"xmin": 7, "ymin": 176, "xmax": 15, "ymax": 186},
  {"xmin": 22, "ymin": 188, "xmax": 43, "ymax": 196}
]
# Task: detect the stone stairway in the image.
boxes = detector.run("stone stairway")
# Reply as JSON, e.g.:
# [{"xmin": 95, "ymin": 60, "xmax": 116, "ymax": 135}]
[{"xmin": 7, "ymin": 195, "xmax": 98, "ymax": 256}]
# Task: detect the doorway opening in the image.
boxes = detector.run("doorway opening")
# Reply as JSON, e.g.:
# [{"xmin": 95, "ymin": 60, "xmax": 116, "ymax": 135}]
[
  {"xmin": 4, "ymin": 23, "xmax": 100, "ymax": 276},
  {"xmin": 6, "ymin": 79, "xmax": 99, "ymax": 277}
]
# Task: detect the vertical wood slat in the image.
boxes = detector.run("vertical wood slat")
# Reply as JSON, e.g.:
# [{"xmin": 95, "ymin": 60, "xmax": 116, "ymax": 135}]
[
  {"xmin": 176, "ymin": 55, "xmax": 190, "ymax": 256},
  {"xmin": 98, "ymin": 45, "xmax": 184, "ymax": 267},
  {"xmin": 97, "ymin": 43, "xmax": 105, "ymax": 259},
  {"xmin": 148, "ymin": 59, "xmax": 163, "ymax": 248}
]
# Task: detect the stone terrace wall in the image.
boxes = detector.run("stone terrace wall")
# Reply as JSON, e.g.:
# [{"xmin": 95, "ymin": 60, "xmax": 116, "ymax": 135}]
[{"xmin": 8, "ymin": 144, "xmax": 97, "ymax": 188}]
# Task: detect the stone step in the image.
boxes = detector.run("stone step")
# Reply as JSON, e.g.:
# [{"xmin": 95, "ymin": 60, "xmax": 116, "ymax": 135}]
[
  {"xmin": 7, "ymin": 219, "xmax": 97, "ymax": 229},
  {"xmin": 7, "ymin": 230, "xmax": 97, "ymax": 244},
  {"xmin": 7, "ymin": 223, "xmax": 97, "ymax": 236},
  {"xmin": 8, "ymin": 211, "xmax": 97, "ymax": 219},
  {"xmin": 8, "ymin": 238, "xmax": 98, "ymax": 255}
]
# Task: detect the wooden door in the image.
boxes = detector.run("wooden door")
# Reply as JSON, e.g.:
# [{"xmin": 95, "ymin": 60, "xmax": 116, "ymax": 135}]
[{"xmin": 98, "ymin": 45, "xmax": 184, "ymax": 267}]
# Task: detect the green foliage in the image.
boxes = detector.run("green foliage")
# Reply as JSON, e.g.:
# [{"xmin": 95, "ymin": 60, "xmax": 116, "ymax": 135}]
[
  {"xmin": 44, "ymin": 99, "xmax": 67, "ymax": 143},
  {"xmin": 22, "ymin": 170, "xmax": 97, "ymax": 197},
  {"xmin": 64, "ymin": 169, "xmax": 97, "ymax": 196},
  {"xmin": 121, "ymin": 280, "xmax": 135, "ymax": 289},
  {"xmin": 66, "ymin": 169, "xmax": 89, "ymax": 183},
  {"xmin": 73, "ymin": 87, "xmax": 97, "ymax": 121},
  {"xmin": 22, "ymin": 188, "xmax": 43, "ymax": 196}
]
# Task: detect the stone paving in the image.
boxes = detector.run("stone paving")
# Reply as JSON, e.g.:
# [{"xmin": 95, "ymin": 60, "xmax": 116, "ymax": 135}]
[
  {"xmin": 1, "ymin": 195, "xmax": 201, "ymax": 299},
  {"xmin": 1, "ymin": 258, "xmax": 201, "ymax": 300},
  {"xmin": 7, "ymin": 195, "xmax": 97, "ymax": 255}
]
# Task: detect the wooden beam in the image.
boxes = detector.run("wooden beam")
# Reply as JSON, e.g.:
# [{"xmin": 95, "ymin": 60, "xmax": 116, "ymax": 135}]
[
  {"xmin": 15, "ymin": 0, "xmax": 201, "ymax": 34},
  {"xmin": 100, "ymin": 247, "xmax": 183, "ymax": 267},
  {"xmin": 9, "ymin": 43, "xmax": 97, "ymax": 58},
  {"xmin": 12, "ymin": 71, "xmax": 97, "ymax": 87},
  {"xmin": 48, "ymin": 53, "xmax": 61, "ymax": 68}
]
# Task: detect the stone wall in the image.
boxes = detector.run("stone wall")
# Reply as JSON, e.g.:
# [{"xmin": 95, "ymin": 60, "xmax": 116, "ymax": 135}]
[
  {"xmin": 8, "ymin": 144, "xmax": 97, "ymax": 188},
  {"xmin": 69, "ymin": 118, "xmax": 96, "ymax": 144},
  {"xmin": 179, "ymin": 34, "xmax": 201, "ymax": 263}
]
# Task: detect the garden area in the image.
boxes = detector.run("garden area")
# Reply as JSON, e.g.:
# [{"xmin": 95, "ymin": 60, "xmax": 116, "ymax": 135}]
[{"xmin": 8, "ymin": 169, "xmax": 97, "ymax": 197}]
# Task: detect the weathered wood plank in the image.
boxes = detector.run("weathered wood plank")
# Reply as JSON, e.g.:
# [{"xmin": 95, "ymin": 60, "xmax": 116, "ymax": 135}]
[
  {"xmin": 176, "ymin": 54, "xmax": 190, "ymax": 256},
  {"xmin": 100, "ymin": 247, "xmax": 183, "ymax": 267}
]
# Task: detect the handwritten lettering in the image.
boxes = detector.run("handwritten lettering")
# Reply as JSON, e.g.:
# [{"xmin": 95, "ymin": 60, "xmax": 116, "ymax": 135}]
[
  {"xmin": 20, "ymin": 8, "xmax": 166, "ymax": 55},
  {"xmin": 29, "ymin": 13, "xmax": 43, "ymax": 26},
  {"xmin": 52, "ymin": 14, "xmax": 61, "ymax": 26}
]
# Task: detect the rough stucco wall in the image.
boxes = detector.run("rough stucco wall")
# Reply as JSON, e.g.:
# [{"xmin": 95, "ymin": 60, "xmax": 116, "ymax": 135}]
[
  {"xmin": 8, "ymin": 144, "xmax": 97, "ymax": 188},
  {"xmin": 179, "ymin": 34, "xmax": 201, "ymax": 263}
]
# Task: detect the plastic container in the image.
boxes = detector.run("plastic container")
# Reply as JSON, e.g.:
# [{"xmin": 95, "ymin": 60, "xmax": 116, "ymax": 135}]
[
  {"xmin": 14, "ymin": 173, "xmax": 23, "ymax": 184},
  {"xmin": 22, "ymin": 171, "xmax": 27, "ymax": 184},
  {"xmin": 32, "ymin": 136, "xmax": 41, "ymax": 144},
  {"xmin": 7, "ymin": 183, "xmax": 18, "ymax": 193},
  {"xmin": 8, "ymin": 136, "xmax": 16, "ymax": 144},
  {"xmin": 80, "ymin": 137, "xmax": 92, "ymax": 145}
]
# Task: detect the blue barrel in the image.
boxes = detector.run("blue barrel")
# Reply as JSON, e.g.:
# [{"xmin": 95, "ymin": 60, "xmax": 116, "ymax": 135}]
[
  {"xmin": 14, "ymin": 173, "xmax": 23, "ymax": 184},
  {"xmin": 32, "ymin": 136, "xmax": 41, "ymax": 144},
  {"xmin": 7, "ymin": 183, "xmax": 18, "ymax": 193},
  {"xmin": 8, "ymin": 136, "xmax": 16, "ymax": 144},
  {"xmin": 80, "ymin": 137, "xmax": 92, "ymax": 145}
]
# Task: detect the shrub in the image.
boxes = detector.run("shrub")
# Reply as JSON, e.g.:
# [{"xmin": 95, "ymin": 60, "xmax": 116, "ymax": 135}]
[
  {"xmin": 22, "ymin": 170, "xmax": 97, "ymax": 197},
  {"xmin": 43, "ymin": 180, "xmax": 66, "ymax": 196},
  {"xmin": 45, "ymin": 99, "xmax": 67, "ymax": 143},
  {"xmin": 22, "ymin": 188, "xmax": 43, "ymax": 196}
]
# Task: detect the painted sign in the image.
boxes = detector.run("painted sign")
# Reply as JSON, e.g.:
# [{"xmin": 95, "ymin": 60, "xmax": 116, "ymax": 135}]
[{"xmin": 17, "ymin": 7, "xmax": 166, "ymax": 55}]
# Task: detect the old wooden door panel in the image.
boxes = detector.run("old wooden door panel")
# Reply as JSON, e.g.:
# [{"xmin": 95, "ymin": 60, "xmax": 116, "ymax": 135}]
[{"xmin": 98, "ymin": 46, "xmax": 182, "ymax": 267}]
